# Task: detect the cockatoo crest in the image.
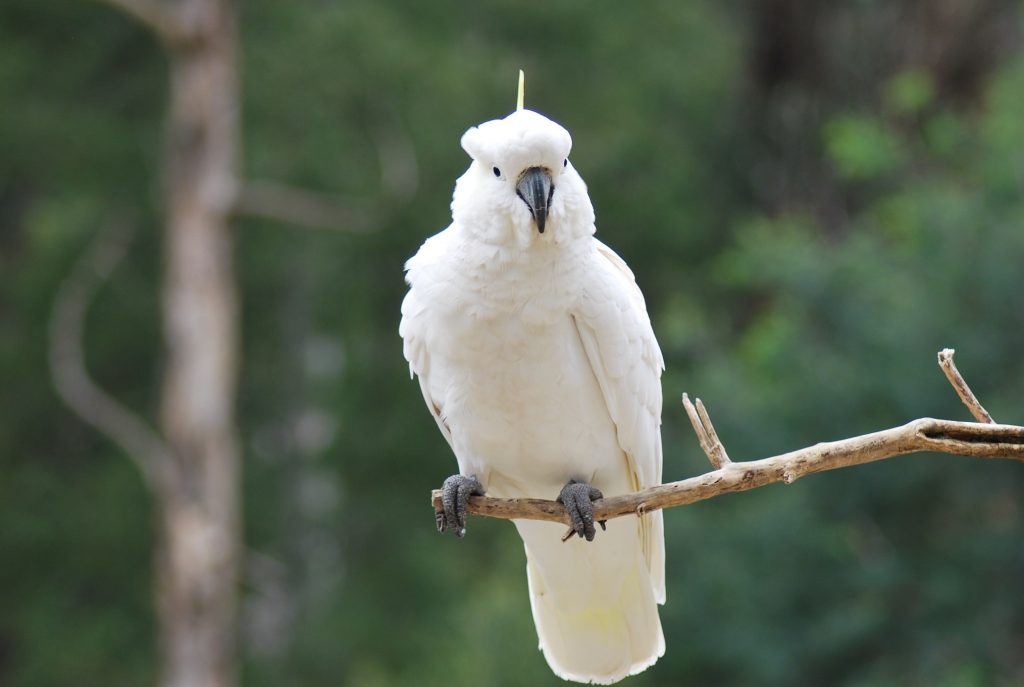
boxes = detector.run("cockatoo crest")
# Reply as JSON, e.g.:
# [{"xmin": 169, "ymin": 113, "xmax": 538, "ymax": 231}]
[
  {"xmin": 452, "ymin": 109, "xmax": 594, "ymax": 247},
  {"xmin": 461, "ymin": 109, "xmax": 571, "ymax": 176}
]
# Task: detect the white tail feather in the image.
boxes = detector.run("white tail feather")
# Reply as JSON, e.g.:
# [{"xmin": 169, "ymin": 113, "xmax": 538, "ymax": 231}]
[{"xmin": 517, "ymin": 518, "xmax": 665, "ymax": 684}]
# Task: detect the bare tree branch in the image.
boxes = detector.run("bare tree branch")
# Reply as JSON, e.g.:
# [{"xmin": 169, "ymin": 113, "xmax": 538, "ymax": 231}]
[
  {"xmin": 235, "ymin": 110, "xmax": 418, "ymax": 232},
  {"xmin": 938, "ymin": 347, "xmax": 994, "ymax": 423},
  {"xmin": 234, "ymin": 180, "xmax": 376, "ymax": 232},
  {"xmin": 91, "ymin": 0, "xmax": 184, "ymax": 44},
  {"xmin": 431, "ymin": 350, "xmax": 1024, "ymax": 528},
  {"xmin": 682, "ymin": 393, "xmax": 731, "ymax": 468},
  {"xmin": 49, "ymin": 218, "xmax": 173, "ymax": 491}
]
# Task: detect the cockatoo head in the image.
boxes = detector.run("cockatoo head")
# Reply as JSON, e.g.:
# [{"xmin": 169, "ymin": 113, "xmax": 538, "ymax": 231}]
[{"xmin": 452, "ymin": 109, "xmax": 595, "ymax": 246}]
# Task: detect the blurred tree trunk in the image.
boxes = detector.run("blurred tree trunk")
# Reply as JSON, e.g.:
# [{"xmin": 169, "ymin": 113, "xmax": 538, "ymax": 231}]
[
  {"xmin": 156, "ymin": 1, "xmax": 241, "ymax": 686},
  {"xmin": 60, "ymin": 1, "xmax": 393, "ymax": 684}
]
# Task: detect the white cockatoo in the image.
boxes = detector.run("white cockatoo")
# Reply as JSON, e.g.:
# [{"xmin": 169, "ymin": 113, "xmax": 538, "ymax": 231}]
[{"xmin": 400, "ymin": 96, "xmax": 666, "ymax": 683}]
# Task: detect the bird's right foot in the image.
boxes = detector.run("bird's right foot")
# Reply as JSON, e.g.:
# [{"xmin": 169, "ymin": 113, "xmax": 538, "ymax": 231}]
[{"xmin": 436, "ymin": 474, "xmax": 484, "ymax": 537}]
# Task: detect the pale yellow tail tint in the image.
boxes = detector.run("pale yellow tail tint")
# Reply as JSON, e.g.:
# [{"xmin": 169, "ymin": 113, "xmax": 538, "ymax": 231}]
[{"xmin": 517, "ymin": 69, "xmax": 525, "ymax": 111}]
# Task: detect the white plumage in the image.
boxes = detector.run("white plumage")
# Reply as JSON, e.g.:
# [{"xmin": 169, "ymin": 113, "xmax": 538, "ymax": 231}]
[{"xmin": 400, "ymin": 108, "xmax": 666, "ymax": 684}]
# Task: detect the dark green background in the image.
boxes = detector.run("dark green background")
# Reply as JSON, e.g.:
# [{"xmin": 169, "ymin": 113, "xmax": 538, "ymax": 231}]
[{"xmin": 3, "ymin": 1, "xmax": 1024, "ymax": 685}]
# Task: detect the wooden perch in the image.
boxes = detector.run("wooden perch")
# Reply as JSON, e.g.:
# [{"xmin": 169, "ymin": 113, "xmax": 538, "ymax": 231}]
[{"xmin": 431, "ymin": 349, "xmax": 1024, "ymax": 527}]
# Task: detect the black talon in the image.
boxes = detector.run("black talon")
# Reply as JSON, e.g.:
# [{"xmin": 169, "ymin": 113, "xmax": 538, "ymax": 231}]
[
  {"xmin": 438, "ymin": 474, "xmax": 483, "ymax": 537},
  {"xmin": 557, "ymin": 479, "xmax": 604, "ymax": 542}
]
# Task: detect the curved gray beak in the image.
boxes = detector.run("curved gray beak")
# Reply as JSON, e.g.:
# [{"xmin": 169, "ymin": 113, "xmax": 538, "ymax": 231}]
[{"xmin": 516, "ymin": 166, "xmax": 553, "ymax": 234}]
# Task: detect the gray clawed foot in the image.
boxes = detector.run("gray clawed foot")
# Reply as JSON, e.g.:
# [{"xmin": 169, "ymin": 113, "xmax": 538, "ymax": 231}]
[
  {"xmin": 437, "ymin": 474, "xmax": 484, "ymax": 537},
  {"xmin": 557, "ymin": 479, "xmax": 606, "ymax": 542}
]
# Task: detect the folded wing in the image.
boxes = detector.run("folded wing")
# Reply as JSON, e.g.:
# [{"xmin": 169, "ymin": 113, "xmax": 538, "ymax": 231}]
[{"xmin": 571, "ymin": 239, "xmax": 666, "ymax": 602}]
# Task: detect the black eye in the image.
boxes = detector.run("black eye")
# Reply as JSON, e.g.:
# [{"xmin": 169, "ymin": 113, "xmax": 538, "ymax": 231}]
[
  {"xmin": 493, "ymin": 167, "xmax": 501, "ymax": 177},
  {"xmin": 563, "ymin": 159, "xmax": 568, "ymax": 167}
]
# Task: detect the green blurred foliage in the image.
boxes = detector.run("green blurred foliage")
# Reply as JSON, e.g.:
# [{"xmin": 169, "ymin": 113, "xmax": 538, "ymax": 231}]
[{"xmin": 2, "ymin": 1, "xmax": 1024, "ymax": 686}]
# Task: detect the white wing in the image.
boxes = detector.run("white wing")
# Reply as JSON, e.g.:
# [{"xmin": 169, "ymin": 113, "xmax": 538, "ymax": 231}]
[
  {"xmin": 572, "ymin": 239, "xmax": 666, "ymax": 602},
  {"xmin": 399, "ymin": 229, "xmax": 456, "ymax": 451}
]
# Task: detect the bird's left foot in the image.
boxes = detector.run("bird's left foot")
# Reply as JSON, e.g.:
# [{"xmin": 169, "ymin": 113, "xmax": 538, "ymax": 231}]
[
  {"xmin": 557, "ymin": 479, "xmax": 607, "ymax": 542},
  {"xmin": 436, "ymin": 474, "xmax": 484, "ymax": 538}
]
